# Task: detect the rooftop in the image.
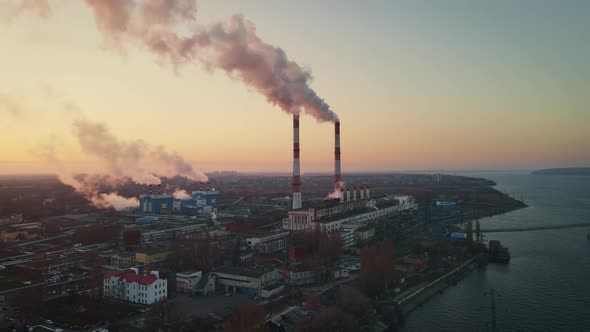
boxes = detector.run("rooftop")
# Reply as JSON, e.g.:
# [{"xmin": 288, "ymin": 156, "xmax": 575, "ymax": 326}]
[
  {"xmin": 214, "ymin": 265, "xmax": 275, "ymax": 278},
  {"xmin": 262, "ymin": 282, "xmax": 284, "ymax": 291},
  {"xmin": 104, "ymin": 269, "xmax": 160, "ymax": 285},
  {"xmin": 177, "ymin": 270, "xmax": 201, "ymax": 276}
]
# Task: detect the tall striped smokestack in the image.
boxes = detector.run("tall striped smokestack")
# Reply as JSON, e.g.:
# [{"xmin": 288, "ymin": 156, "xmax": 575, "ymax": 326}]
[
  {"xmin": 199, "ymin": 182, "xmax": 203, "ymax": 191},
  {"xmin": 148, "ymin": 184, "xmax": 152, "ymax": 195},
  {"xmin": 292, "ymin": 114, "xmax": 302, "ymax": 209},
  {"xmin": 206, "ymin": 182, "xmax": 210, "ymax": 191},
  {"xmin": 334, "ymin": 121, "xmax": 342, "ymax": 193}
]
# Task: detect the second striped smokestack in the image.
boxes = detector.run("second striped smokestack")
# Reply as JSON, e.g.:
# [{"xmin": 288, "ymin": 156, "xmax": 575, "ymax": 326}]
[
  {"xmin": 292, "ymin": 114, "xmax": 302, "ymax": 209},
  {"xmin": 334, "ymin": 121, "xmax": 342, "ymax": 194}
]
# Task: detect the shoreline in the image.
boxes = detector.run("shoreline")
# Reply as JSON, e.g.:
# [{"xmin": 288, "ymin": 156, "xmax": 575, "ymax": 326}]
[{"xmin": 395, "ymin": 253, "xmax": 485, "ymax": 316}]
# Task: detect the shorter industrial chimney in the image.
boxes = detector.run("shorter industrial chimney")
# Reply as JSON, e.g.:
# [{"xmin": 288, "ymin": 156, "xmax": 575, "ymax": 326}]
[
  {"xmin": 340, "ymin": 188, "xmax": 345, "ymax": 203},
  {"xmin": 366, "ymin": 186, "xmax": 370, "ymax": 199},
  {"xmin": 353, "ymin": 186, "xmax": 357, "ymax": 201},
  {"xmin": 360, "ymin": 186, "xmax": 365, "ymax": 199},
  {"xmin": 346, "ymin": 188, "xmax": 351, "ymax": 202}
]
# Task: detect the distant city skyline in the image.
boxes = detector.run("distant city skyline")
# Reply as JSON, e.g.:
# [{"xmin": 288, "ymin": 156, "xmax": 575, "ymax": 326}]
[{"xmin": 1, "ymin": 0, "xmax": 589, "ymax": 175}]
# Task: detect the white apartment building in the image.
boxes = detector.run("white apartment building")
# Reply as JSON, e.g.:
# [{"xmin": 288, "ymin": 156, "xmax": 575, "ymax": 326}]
[{"xmin": 103, "ymin": 268, "xmax": 167, "ymax": 305}]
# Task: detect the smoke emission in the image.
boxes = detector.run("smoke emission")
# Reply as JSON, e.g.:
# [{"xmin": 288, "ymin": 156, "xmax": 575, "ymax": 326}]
[
  {"xmin": 0, "ymin": 0, "xmax": 51, "ymax": 21},
  {"xmin": 1, "ymin": 88, "xmax": 206, "ymax": 211},
  {"xmin": 173, "ymin": 189, "xmax": 191, "ymax": 200},
  {"xmin": 0, "ymin": 92, "xmax": 25, "ymax": 117},
  {"xmin": 72, "ymin": 116, "xmax": 207, "ymax": 185},
  {"xmin": 326, "ymin": 181, "xmax": 346, "ymax": 200},
  {"xmin": 4, "ymin": 0, "xmax": 338, "ymax": 122}
]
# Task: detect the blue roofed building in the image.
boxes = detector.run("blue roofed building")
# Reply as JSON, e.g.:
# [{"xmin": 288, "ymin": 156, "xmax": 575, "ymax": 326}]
[{"xmin": 138, "ymin": 189, "xmax": 221, "ymax": 216}]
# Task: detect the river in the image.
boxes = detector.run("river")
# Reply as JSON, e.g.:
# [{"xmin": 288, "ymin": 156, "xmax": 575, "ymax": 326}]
[{"xmin": 400, "ymin": 171, "xmax": 590, "ymax": 332}]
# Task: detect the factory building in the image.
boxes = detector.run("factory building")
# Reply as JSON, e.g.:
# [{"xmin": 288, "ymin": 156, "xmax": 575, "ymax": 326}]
[
  {"xmin": 176, "ymin": 270, "xmax": 202, "ymax": 293},
  {"xmin": 245, "ymin": 231, "xmax": 290, "ymax": 254},
  {"xmin": 283, "ymin": 195, "xmax": 417, "ymax": 232},
  {"xmin": 139, "ymin": 182, "xmax": 221, "ymax": 216},
  {"xmin": 214, "ymin": 265, "xmax": 279, "ymax": 296}
]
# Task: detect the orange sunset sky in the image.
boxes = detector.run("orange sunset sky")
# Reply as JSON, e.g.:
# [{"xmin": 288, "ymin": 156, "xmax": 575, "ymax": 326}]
[{"xmin": 1, "ymin": 1, "xmax": 589, "ymax": 175}]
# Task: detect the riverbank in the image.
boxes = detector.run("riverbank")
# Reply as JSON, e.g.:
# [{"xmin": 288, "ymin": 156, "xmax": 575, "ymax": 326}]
[{"xmin": 395, "ymin": 253, "xmax": 485, "ymax": 316}]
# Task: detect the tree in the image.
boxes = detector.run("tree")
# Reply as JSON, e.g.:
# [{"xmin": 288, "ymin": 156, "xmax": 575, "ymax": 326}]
[
  {"xmin": 360, "ymin": 241, "xmax": 395, "ymax": 297},
  {"xmin": 144, "ymin": 301, "xmax": 183, "ymax": 332},
  {"xmin": 475, "ymin": 220, "xmax": 481, "ymax": 244},
  {"xmin": 223, "ymin": 304, "xmax": 267, "ymax": 332},
  {"xmin": 296, "ymin": 307, "xmax": 357, "ymax": 332},
  {"xmin": 336, "ymin": 286, "xmax": 373, "ymax": 324},
  {"xmin": 9, "ymin": 288, "xmax": 44, "ymax": 325},
  {"xmin": 466, "ymin": 221, "xmax": 473, "ymax": 243}
]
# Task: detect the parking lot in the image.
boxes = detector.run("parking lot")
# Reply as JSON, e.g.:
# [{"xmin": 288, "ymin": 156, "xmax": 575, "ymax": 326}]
[
  {"xmin": 46, "ymin": 263, "xmax": 89, "ymax": 286},
  {"xmin": 173, "ymin": 292, "xmax": 256, "ymax": 318}
]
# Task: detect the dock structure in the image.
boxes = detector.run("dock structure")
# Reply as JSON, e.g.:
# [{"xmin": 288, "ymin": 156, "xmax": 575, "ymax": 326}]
[
  {"xmin": 390, "ymin": 253, "xmax": 484, "ymax": 315},
  {"xmin": 481, "ymin": 222, "xmax": 590, "ymax": 233}
]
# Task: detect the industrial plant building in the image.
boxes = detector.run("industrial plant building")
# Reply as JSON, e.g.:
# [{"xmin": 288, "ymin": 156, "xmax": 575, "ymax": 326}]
[
  {"xmin": 245, "ymin": 231, "xmax": 290, "ymax": 254},
  {"xmin": 214, "ymin": 265, "xmax": 279, "ymax": 296},
  {"xmin": 138, "ymin": 183, "xmax": 221, "ymax": 216}
]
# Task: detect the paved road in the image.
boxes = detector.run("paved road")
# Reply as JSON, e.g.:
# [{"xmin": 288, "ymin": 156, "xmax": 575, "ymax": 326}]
[{"xmin": 300, "ymin": 273, "xmax": 360, "ymax": 295}]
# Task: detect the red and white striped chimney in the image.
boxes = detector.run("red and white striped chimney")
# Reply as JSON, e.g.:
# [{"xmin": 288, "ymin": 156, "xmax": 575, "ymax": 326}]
[
  {"xmin": 334, "ymin": 121, "xmax": 342, "ymax": 193},
  {"xmin": 148, "ymin": 184, "xmax": 152, "ymax": 195},
  {"xmin": 199, "ymin": 182, "xmax": 203, "ymax": 192},
  {"xmin": 292, "ymin": 114, "xmax": 302, "ymax": 209},
  {"xmin": 206, "ymin": 182, "xmax": 210, "ymax": 191}
]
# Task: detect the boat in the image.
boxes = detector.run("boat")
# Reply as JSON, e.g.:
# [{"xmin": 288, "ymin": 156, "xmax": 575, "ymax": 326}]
[{"xmin": 487, "ymin": 240, "xmax": 510, "ymax": 263}]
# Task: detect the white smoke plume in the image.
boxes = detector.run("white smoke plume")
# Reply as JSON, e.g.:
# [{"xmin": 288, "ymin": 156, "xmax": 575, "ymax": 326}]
[
  {"xmin": 173, "ymin": 189, "xmax": 191, "ymax": 200},
  {"xmin": 0, "ymin": 0, "xmax": 51, "ymax": 21},
  {"xmin": 63, "ymin": 117, "xmax": 206, "ymax": 210},
  {"xmin": 57, "ymin": 173, "xmax": 139, "ymax": 211},
  {"xmin": 97, "ymin": 192, "xmax": 140, "ymax": 210},
  {"xmin": 0, "ymin": 92, "xmax": 25, "ymax": 117},
  {"xmin": 4, "ymin": 0, "xmax": 338, "ymax": 122},
  {"xmin": 72, "ymin": 116, "xmax": 208, "ymax": 184},
  {"xmin": 2, "ymin": 88, "xmax": 206, "ymax": 211},
  {"xmin": 326, "ymin": 181, "xmax": 346, "ymax": 200}
]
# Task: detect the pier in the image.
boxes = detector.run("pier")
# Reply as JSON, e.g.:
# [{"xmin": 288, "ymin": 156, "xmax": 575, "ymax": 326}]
[
  {"xmin": 390, "ymin": 253, "xmax": 484, "ymax": 315},
  {"xmin": 481, "ymin": 222, "xmax": 590, "ymax": 233}
]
